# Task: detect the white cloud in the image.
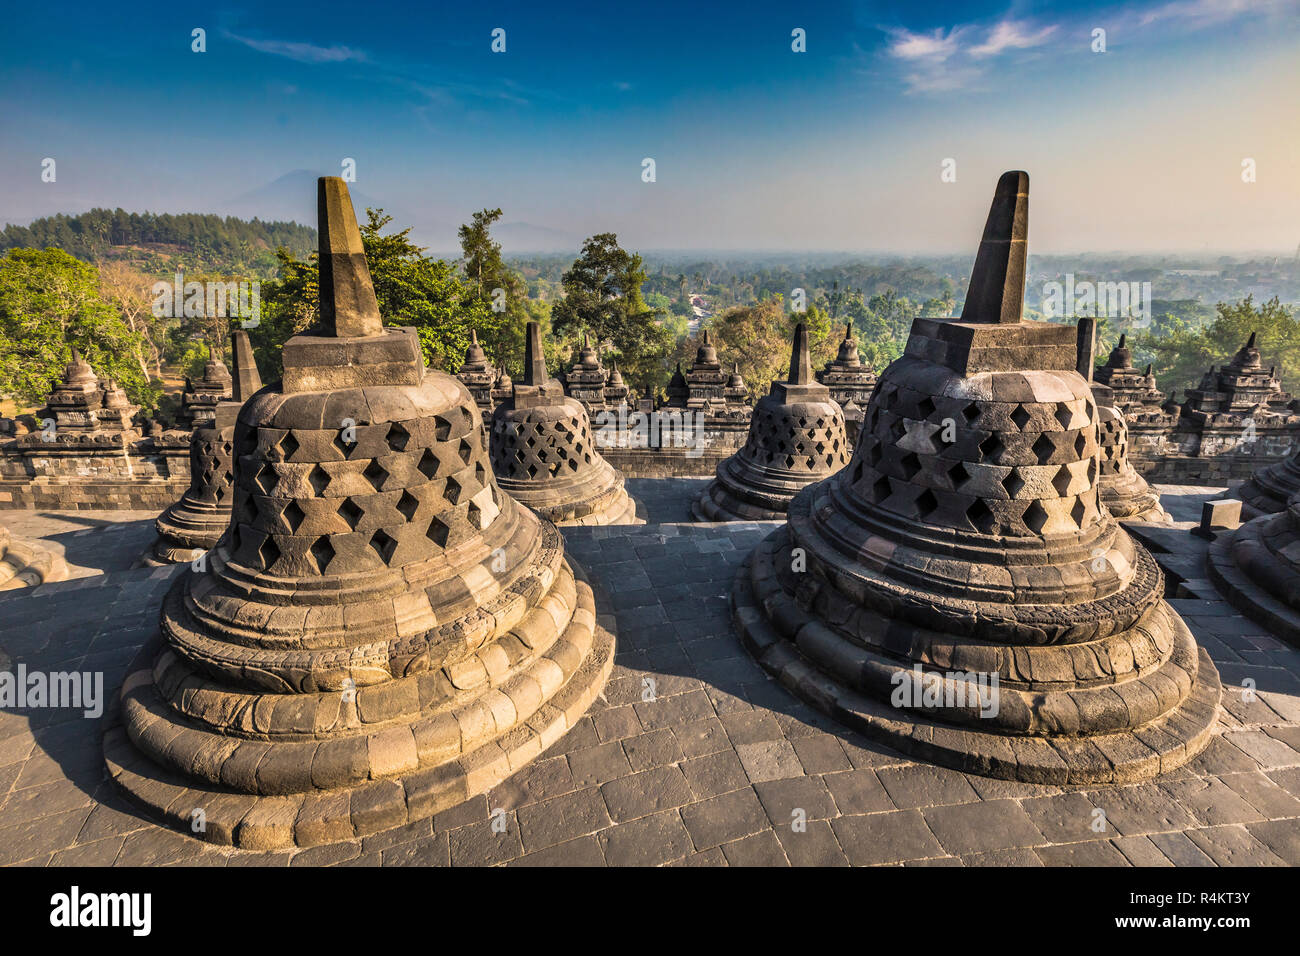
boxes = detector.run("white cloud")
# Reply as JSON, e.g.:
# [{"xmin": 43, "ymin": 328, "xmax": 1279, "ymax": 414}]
[
  {"xmin": 886, "ymin": 27, "xmax": 963, "ymax": 62},
  {"xmin": 226, "ymin": 33, "xmax": 367, "ymax": 64},
  {"xmin": 970, "ymin": 21, "xmax": 1058, "ymax": 58}
]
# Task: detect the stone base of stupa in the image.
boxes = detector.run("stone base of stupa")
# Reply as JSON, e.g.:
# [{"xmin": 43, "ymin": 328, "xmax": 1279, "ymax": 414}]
[
  {"xmin": 143, "ymin": 500, "xmax": 229, "ymax": 566},
  {"xmin": 692, "ymin": 465, "xmax": 800, "ymax": 522},
  {"xmin": 1207, "ymin": 513, "xmax": 1300, "ymax": 647},
  {"xmin": 731, "ymin": 493, "xmax": 1221, "ymax": 785},
  {"xmin": 500, "ymin": 475, "xmax": 643, "ymax": 527},
  {"xmin": 105, "ymin": 552, "xmax": 614, "ymax": 850},
  {"xmin": 1100, "ymin": 473, "xmax": 1171, "ymax": 524},
  {"xmin": 1233, "ymin": 459, "xmax": 1300, "ymax": 519},
  {"xmin": 0, "ymin": 526, "xmax": 68, "ymax": 590}
]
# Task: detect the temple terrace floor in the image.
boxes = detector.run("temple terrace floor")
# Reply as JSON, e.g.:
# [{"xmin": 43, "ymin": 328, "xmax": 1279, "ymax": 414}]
[{"xmin": 1, "ymin": 479, "xmax": 1298, "ymax": 867}]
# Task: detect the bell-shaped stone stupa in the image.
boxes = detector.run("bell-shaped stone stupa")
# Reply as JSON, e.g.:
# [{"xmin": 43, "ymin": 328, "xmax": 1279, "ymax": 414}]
[
  {"xmin": 693, "ymin": 324, "xmax": 850, "ymax": 522},
  {"xmin": 489, "ymin": 323, "xmax": 640, "ymax": 526},
  {"xmin": 1077, "ymin": 320, "xmax": 1168, "ymax": 523},
  {"xmin": 146, "ymin": 331, "xmax": 263, "ymax": 565},
  {"xmin": 732, "ymin": 171, "xmax": 1220, "ymax": 783},
  {"xmin": 105, "ymin": 178, "xmax": 615, "ymax": 848}
]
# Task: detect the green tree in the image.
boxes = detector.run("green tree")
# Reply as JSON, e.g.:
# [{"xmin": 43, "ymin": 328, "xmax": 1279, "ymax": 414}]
[
  {"xmin": 0, "ymin": 247, "xmax": 158, "ymax": 410},
  {"xmin": 457, "ymin": 208, "xmax": 527, "ymax": 367},
  {"xmin": 551, "ymin": 233, "xmax": 670, "ymax": 384}
]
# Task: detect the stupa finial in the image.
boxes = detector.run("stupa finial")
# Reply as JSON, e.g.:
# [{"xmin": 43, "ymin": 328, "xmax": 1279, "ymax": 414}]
[
  {"xmin": 788, "ymin": 323, "xmax": 814, "ymax": 385},
  {"xmin": 523, "ymin": 320, "xmax": 548, "ymax": 386},
  {"xmin": 960, "ymin": 170, "xmax": 1029, "ymax": 325},
  {"xmin": 229, "ymin": 330, "xmax": 262, "ymax": 403},
  {"xmin": 317, "ymin": 177, "xmax": 383, "ymax": 338}
]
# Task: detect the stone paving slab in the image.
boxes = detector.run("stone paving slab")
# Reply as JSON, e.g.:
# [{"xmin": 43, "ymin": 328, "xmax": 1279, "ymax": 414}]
[{"xmin": 1, "ymin": 480, "xmax": 1298, "ymax": 865}]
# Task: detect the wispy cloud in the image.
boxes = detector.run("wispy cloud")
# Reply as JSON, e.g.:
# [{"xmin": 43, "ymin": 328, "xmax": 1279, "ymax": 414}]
[
  {"xmin": 225, "ymin": 32, "xmax": 367, "ymax": 64},
  {"xmin": 970, "ymin": 21, "xmax": 1057, "ymax": 58},
  {"xmin": 886, "ymin": 27, "xmax": 964, "ymax": 62}
]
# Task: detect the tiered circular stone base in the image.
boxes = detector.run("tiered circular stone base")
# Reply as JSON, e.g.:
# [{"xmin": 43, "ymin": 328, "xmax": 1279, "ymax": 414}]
[
  {"xmin": 144, "ymin": 501, "xmax": 229, "ymax": 566},
  {"xmin": 1100, "ymin": 476, "xmax": 1170, "ymax": 524},
  {"xmin": 1207, "ymin": 517, "xmax": 1300, "ymax": 647},
  {"xmin": 502, "ymin": 478, "xmax": 643, "ymax": 527},
  {"xmin": 1234, "ymin": 457, "xmax": 1300, "ymax": 519},
  {"xmin": 104, "ymin": 558, "xmax": 613, "ymax": 849},
  {"xmin": 732, "ymin": 520, "xmax": 1220, "ymax": 785},
  {"xmin": 692, "ymin": 460, "xmax": 814, "ymax": 522},
  {"xmin": 0, "ymin": 526, "xmax": 68, "ymax": 590}
]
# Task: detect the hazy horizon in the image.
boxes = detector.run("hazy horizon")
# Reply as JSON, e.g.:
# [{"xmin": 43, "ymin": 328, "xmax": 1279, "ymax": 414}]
[{"xmin": 3, "ymin": 0, "xmax": 1297, "ymax": 255}]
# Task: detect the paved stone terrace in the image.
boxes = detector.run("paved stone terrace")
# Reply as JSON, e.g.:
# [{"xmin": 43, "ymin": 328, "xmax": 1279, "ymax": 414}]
[{"xmin": 1, "ymin": 479, "xmax": 1299, "ymax": 867}]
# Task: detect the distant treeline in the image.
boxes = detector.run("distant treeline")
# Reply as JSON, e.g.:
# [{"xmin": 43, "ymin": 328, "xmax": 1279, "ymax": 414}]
[{"xmin": 0, "ymin": 209, "xmax": 317, "ymax": 277}]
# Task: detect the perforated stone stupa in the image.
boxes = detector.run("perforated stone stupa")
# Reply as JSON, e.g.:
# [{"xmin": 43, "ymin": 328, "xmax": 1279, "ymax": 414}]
[
  {"xmin": 1077, "ymin": 320, "xmax": 1168, "ymax": 523},
  {"xmin": 693, "ymin": 324, "xmax": 849, "ymax": 522},
  {"xmin": 489, "ymin": 321, "xmax": 640, "ymax": 526},
  {"xmin": 732, "ymin": 171, "xmax": 1220, "ymax": 783},
  {"xmin": 105, "ymin": 178, "xmax": 615, "ymax": 848},
  {"xmin": 146, "ymin": 331, "xmax": 262, "ymax": 565}
]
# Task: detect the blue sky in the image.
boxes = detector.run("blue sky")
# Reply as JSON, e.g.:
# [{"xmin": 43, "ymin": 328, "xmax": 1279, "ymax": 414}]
[{"xmin": 1, "ymin": 0, "xmax": 1297, "ymax": 253}]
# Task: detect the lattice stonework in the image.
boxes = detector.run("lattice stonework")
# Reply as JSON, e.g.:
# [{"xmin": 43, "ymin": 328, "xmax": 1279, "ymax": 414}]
[
  {"xmin": 848, "ymin": 378, "xmax": 1103, "ymax": 537},
  {"xmin": 490, "ymin": 410, "xmax": 596, "ymax": 481},
  {"xmin": 228, "ymin": 404, "xmax": 501, "ymax": 576},
  {"xmin": 742, "ymin": 405, "xmax": 850, "ymax": 474}
]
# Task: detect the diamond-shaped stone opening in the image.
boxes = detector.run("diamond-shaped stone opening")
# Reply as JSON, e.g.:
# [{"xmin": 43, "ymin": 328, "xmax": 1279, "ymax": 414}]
[
  {"xmin": 388, "ymin": 422, "xmax": 411, "ymax": 452},
  {"xmin": 961, "ymin": 403, "xmax": 981, "ymax": 425},
  {"xmin": 1055, "ymin": 403, "xmax": 1073, "ymax": 429},
  {"xmin": 445, "ymin": 476, "xmax": 463, "ymax": 505},
  {"xmin": 947, "ymin": 461, "xmax": 970, "ymax": 488},
  {"xmin": 851, "ymin": 461, "xmax": 865, "ymax": 484},
  {"xmin": 468, "ymin": 501, "xmax": 485, "ymax": 529},
  {"xmin": 979, "ymin": 434, "xmax": 1003, "ymax": 463},
  {"xmin": 526, "ymin": 463, "xmax": 539, "ymax": 478},
  {"xmin": 1074, "ymin": 432, "xmax": 1088, "ymax": 457},
  {"xmin": 426, "ymin": 516, "xmax": 451, "ymax": 548},
  {"xmin": 872, "ymin": 475, "xmax": 892, "ymax": 503},
  {"xmin": 258, "ymin": 534, "xmax": 281, "ymax": 571},
  {"xmin": 889, "ymin": 419, "xmax": 906, "ymax": 442},
  {"xmin": 1070, "ymin": 497, "xmax": 1088, "ymax": 528},
  {"xmin": 1023, "ymin": 499, "xmax": 1049, "ymax": 535},
  {"xmin": 307, "ymin": 464, "xmax": 330, "ymax": 496},
  {"xmin": 396, "ymin": 490, "xmax": 419, "ymax": 521},
  {"xmin": 337, "ymin": 497, "xmax": 364, "ymax": 530},
  {"xmin": 1052, "ymin": 465, "xmax": 1072, "ymax": 497},
  {"xmin": 363, "ymin": 459, "xmax": 388, "ymax": 491},
  {"xmin": 900, "ymin": 452, "xmax": 922, "ymax": 480},
  {"xmin": 1032, "ymin": 433, "xmax": 1055, "ymax": 465},
  {"xmin": 868, "ymin": 443, "xmax": 884, "ymax": 467},
  {"xmin": 568, "ymin": 458, "xmax": 580, "ymax": 471},
  {"xmin": 369, "ymin": 528, "xmax": 398, "ymax": 564},
  {"xmin": 966, "ymin": 498, "xmax": 996, "ymax": 533},
  {"xmin": 915, "ymin": 397, "xmax": 936, "ymax": 420},
  {"xmin": 915, "ymin": 488, "xmax": 939, "ymax": 520},
  {"xmin": 1002, "ymin": 468, "xmax": 1025, "ymax": 499},
  {"xmin": 417, "ymin": 448, "xmax": 439, "ymax": 479},
  {"xmin": 458, "ymin": 440, "xmax": 473, "ymax": 464},
  {"xmin": 434, "ymin": 415, "xmax": 453, "ymax": 442},
  {"xmin": 281, "ymin": 499, "xmax": 306, "ymax": 533},
  {"xmin": 252, "ymin": 463, "xmax": 276, "ymax": 496},
  {"xmin": 332, "ymin": 430, "xmax": 352, "ymax": 459},
  {"xmin": 1010, "ymin": 404, "xmax": 1032, "ymax": 430},
  {"xmin": 475, "ymin": 462, "xmax": 486, "ymax": 484},
  {"xmin": 309, "ymin": 535, "xmax": 335, "ymax": 574},
  {"xmin": 277, "ymin": 431, "xmax": 299, "ymax": 461}
]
